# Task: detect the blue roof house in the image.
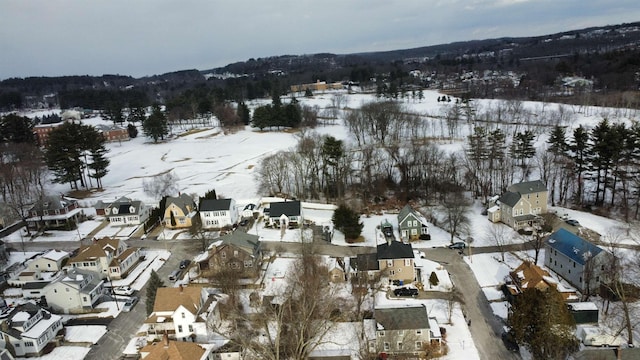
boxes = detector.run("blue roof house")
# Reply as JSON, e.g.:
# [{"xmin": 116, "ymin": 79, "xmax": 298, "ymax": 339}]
[{"xmin": 545, "ymin": 228, "xmax": 613, "ymax": 294}]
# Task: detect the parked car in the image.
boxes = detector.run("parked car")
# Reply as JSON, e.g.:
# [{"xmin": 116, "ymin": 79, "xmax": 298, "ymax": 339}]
[
  {"xmin": 501, "ymin": 329, "xmax": 519, "ymax": 352},
  {"xmin": 448, "ymin": 242, "xmax": 466, "ymax": 250},
  {"xmin": 565, "ymin": 219, "xmax": 580, "ymax": 227},
  {"xmin": 113, "ymin": 286, "xmax": 134, "ymax": 296},
  {"xmin": 169, "ymin": 269, "xmax": 181, "ymax": 282},
  {"xmin": 239, "ymin": 219, "xmax": 249, "ymax": 227},
  {"xmin": 179, "ymin": 259, "xmax": 191, "ymax": 269},
  {"xmin": 122, "ymin": 296, "xmax": 139, "ymax": 312},
  {"xmin": 393, "ymin": 287, "xmax": 418, "ymax": 297}
]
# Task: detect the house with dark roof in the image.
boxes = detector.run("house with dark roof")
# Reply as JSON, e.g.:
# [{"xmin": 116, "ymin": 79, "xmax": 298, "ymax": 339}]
[
  {"xmin": 100, "ymin": 196, "xmax": 150, "ymax": 226},
  {"xmin": 26, "ymin": 195, "xmax": 84, "ymax": 231},
  {"xmin": 488, "ymin": 179, "xmax": 548, "ymax": 230},
  {"xmin": 144, "ymin": 286, "xmax": 223, "ymax": 343},
  {"xmin": 199, "ymin": 198, "xmax": 237, "ymax": 229},
  {"xmin": 197, "ymin": 232, "xmax": 262, "ymax": 279},
  {"xmin": 374, "ymin": 306, "xmax": 440, "ymax": 358},
  {"xmin": 545, "ymin": 228, "xmax": 613, "ymax": 293},
  {"xmin": 43, "ymin": 268, "xmax": 104, "ymax": 314},
  {"xmin": 377, "ymin": 239, "xmax": 415, "ymax": 283},
  {"xmin": 397, "ymin": 204, "xmax": 430, "ymax": 241},
  {"xmin": 67, "ymin": 237, "xmax": 141, "ymax": 279},
  {"xmin": 163, "ymin": 194, "xmax": 197, "ymax": 229},
  {"xmin": 350, "ymin": 253, "xmax": 380, "ymax": 282},
  {"xmin": 0, "ymin": 303, "xmax": 63, "ymax": 357},
  {"xmin": 268, "ymin": 200, "xmax": 302, "ymax": 228}
]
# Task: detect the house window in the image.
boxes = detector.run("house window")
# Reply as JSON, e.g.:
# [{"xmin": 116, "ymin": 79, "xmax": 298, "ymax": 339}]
[
  {"xmin": 25, "ymin": 341, "xmax": 34, "ymax": 347},
  {"xmin": 387, "ymin": 260, "xmax": 393, "ymax": 267},
  {"xmin": 83, "ymin": 296, "xmax": 87, "ymax": 302},
  {"xmin": 415, "ymin": 341, "xmax": 422, "ymax": 350},
  {"xmin": 178, "ymin": 325, "xmax": 183, "ymax": 333},
  {"xmin": 416, "ymin": 329, "xmax": 422, "ymax": 335},
  {"xmin": 234, "ymin": 250, "xmax": 239, "ymax": 257},
  {"xmin": 383, "ymin": 342, "xmax": 390, "ymax": 351},
  {"xmin": 397, "ymin": 342, "xmax": 403, "ymax": 350},
  {"xmin": 188, "ymin": 325, "xmax": 193, "ymax": 332},
  {"xmin": 181, "ymin": 312, "xmax": 185, "ymax": 318},
  {"xmin": 221, "ymin": 252, "xmax": 226, "ymax": 259},
  {"xmin": 378, "ymin": 331, "xmax": 385, "ymax": 337},
  {"xmin": 244, "ymin": 261, "xmax": 253, "ymax": 268},
  {"xmin": 404, "ymin": 259, "xmax": 411, "ymax": 266},
  {"xmin": 389, "ymin": 270, "xmax": 395, "ymax": 276},
  {"xmin": 231, "ymin": 262, "xmax": 240, "ymax": 269},
  {"xmin": 573, "ymin": 262, "xmax": 576, "ymax": 268}
]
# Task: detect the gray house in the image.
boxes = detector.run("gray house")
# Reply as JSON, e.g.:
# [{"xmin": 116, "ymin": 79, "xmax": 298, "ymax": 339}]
[
  {"xmin": 375, "ymin": 306, "xmax": 439, "ymax": 358},
  {"xmin": 545, "ymin": 228, "xmax": 612, "ymax": 293},
  {"xmin": 397, "ymin": 204, "xmax": 430, "ymax": 241}
]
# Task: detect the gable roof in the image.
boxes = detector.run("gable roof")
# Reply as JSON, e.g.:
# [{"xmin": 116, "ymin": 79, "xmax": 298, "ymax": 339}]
[
  {"xmin": 375, "ymin": 306, "xmax": 430, "ymax": 330},
  {"xmin": 269, "ymin": 201, "xmax": 301, "ymax": 218},
  {"xmin": 507, "ymin": 179, "xmax": 547, "ymax": 194},
  {"xmin": 29, "ymin": 195, "xmax": 76, "ymax": 213},
  {"xmin": 498, "ymin": 191, "xmax": 521, "ymax": 207},
  {"xmin": 70, "ymin": 237, "xmax": 122, "ymax": 263},
  {"xmin": 397, "ymin": 204, "xmax": 428, "ymax": 226},
  {"xmin": 199, "ymin": 198, "xmax": 233, "ymax": 212},
  {"xmin": 351, "ymin": 253, "xmax": 380, "ymax": 272},
  {"xmin": 377, "ymin": 240, "xmax": 414, "ymax": 260},
  {"xmin": 41, "ymin": 249, "xmax": 69, "ymax": 262},
  {"xmin": 212, "ymin": 231, "xmax": 261, "ymax": 255},
  {"xmin": 141, "ymin": 339, "xmax": 206, "ymax": 360},
  {"xmin": 510, "ymin": 261, "xmax": 552, "ymax": 291},
  {"xmin": 547, "ymin": 228, "xmax": 603, "ymax": 265},
  {"xmin": 165, "ymin": 193, "xmax": 196, "ymax": 213},
  {"xmin": 153, "ymin": 286, "xmax": 203, "ymax": 314}
]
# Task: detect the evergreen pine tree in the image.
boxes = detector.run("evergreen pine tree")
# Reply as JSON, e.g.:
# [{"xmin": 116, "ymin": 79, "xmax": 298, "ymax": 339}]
[
  {"xmin": 146, "ymin": 270, "xmax": 164, "ymax": 315},
  {"xmin": 143, "ymin": 105, "xmax": 168, "ymax": 143}
]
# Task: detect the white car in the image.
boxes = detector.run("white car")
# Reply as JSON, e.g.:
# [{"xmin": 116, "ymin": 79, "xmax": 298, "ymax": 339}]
[{"xmin": 113, "ymin": 286, "xmax": 134, "ymax": 296}]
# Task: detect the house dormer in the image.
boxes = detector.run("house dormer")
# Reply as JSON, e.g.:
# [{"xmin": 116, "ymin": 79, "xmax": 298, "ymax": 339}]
[{"xmin": 112, "ymin": 207, "xmax": 119, "ymax": 215}]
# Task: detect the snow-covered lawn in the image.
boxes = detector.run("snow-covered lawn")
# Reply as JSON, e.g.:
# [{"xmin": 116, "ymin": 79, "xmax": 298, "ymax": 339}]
[
  {"xmin": 64, "ymin": 325, "xmax": 107, "ymax": 344},
  {"xmin": 19, "ymin": 346, "xmax": 91, "ymax": 360}
]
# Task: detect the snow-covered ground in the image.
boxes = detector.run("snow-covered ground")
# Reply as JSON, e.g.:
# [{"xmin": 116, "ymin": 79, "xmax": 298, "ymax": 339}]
[{"xmin": 6, "ymin": 90, "xmax": 640, "ymax": 359}]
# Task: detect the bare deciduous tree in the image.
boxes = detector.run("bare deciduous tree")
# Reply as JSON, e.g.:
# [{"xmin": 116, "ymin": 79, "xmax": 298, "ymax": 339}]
[
  {"xmin": 485, "ymin": 224, "xmax": 512, "ymax": 262},
  {"xmin": 142, "ymin": 171, "xmax": 180, "ymax": 199}
]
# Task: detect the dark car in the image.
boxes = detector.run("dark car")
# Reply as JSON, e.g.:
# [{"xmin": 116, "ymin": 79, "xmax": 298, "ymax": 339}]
[
  {"xmin": 565, "ymin": 219, "xmax": 580, "ymax": 227},
  {"xmin": 179, "ymin": 259, "xmax": 191, "ymax": 269},
  {"xmin": 394, "ymin": 287, "xmax": 418, "ymax": 297},
  {"xmin": 239, "ymin": 219, "xmax": 249, "ymax": 226},
  {"xmin": 501, "ymin": 330, "xmax": 520, "ymax": 352},
  {"xmin": 448, "ymin": 242, "xmax": 466, "ymax": 250}
]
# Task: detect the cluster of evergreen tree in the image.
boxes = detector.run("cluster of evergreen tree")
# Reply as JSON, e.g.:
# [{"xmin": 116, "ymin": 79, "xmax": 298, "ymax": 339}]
[
  {"xmin": 33, "ymin": 113, "xmax": 62, "ymax": 125},
  {"xmin": 142, "ymin": 105, "xmax": 169, "ymax": 143},
  {"xmin": 59, "ymin": 88, "xmax": 149, "ymax": 111},
  {"xmin": 331, "ymin": 204, "xmax": 363, "ymax": 241},
  {"xmin": 45, "ymin": 122, "xmax": 110, "ymax": 189},
  {"xmin": 0, "ymin": 91, "xmax": 22, "ymax": 111},
  {"xmin": 252, "ymin": 95, "xmax": 301, "ymax": 130},
  {"xmin": 0, "ymin": 114, "xmax": 35, "ymax": 143}
]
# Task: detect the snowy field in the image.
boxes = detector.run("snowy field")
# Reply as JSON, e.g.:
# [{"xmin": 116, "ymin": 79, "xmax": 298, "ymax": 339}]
[{"xmin": 6, "ymin": 89, "xmax": 640, "ymax": 359}]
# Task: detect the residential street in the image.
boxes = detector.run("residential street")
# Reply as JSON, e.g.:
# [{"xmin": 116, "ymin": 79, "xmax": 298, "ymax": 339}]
[{"xmin": 15, "ymin": 234, "xmax": 520, "ymax": 359}]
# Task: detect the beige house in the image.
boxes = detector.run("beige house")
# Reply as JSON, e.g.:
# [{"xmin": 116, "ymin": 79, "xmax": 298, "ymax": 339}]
[
  {"xmin": 67, "ymin": 237, "xmax": 141, "ymax": 280},
  {"xmin": 163, "ymin": 194, "xmax": 197, "ymax": 229},
  {"xmin": 326, "ymin": 257, "xmax": 349, "ymax": 283},
  {"xmin": 26, "ymin": 249, "xmax": 69, "ymax": 272},
  {"xmin": 376, "ymin": 239, "xmax": 415, "ymax": 284},
  {"xmin": 375, "ymin": 306, "xmax": 440, "ymax": 358},
  {"xmin": 43, "ymin": 268, "xmax": 105, "ymax": 314},
  {"xmin": 489, "ymin": 180, "xmax": 548, "ymax": 230},
  {"xmin": 144, "ymin": 286, "xmax": 224, "ymax": 343}
]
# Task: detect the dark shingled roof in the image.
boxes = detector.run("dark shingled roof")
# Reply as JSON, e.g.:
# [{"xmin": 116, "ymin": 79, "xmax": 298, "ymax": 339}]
[
  {"xmin": 498, "ymin": 191, "xmax": 521, "ymax": 207},
  {"xmin": 199, "ymin": 199, "xmax": 233, "ymax": 212},
  {"xmin": 375, "ymin": 306, "xmax": 430, "ymax": 330},
  {"xmin": 269, "ymin": 201, "xmax": 301, "ymax": 218},
  {"xmin": 507, "ymin": 180, "xmax": 547, "ymax": 195},
  {"xmin": 377, "ymin": 240, "xmax": 414, "ymax": 260},
  {"xmin": 351, "ymin": 253, "xmax": 380, "ymax": 272}
]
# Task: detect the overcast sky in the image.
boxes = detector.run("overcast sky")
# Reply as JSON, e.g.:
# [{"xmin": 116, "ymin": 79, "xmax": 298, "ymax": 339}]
[{"xmin": 2, "ymin": 0, "xmax": 639, "ymax": 80}]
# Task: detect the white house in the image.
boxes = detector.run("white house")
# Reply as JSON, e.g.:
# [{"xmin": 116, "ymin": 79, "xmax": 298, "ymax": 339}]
[
  {"xmin": 43, "ymin": 268, "xmax": 105, "ymax": 314},
  {"xmin": 144, "ymin": 286, "xmax": 224, "ymax": 343},
  {"xmin": 199, "ymin": 198, "xmax": 237, "ymax": 229},
  {"xmin": 67, "ymin": 237, "xmax": 141, "ymax": 280},
  {"xmin": 0, "ymin": 303, "xmax": 63, "ymax": 357},
  {"xmin": 103, "ymin": 197, "xmax": 150, "ymax": 226}
]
